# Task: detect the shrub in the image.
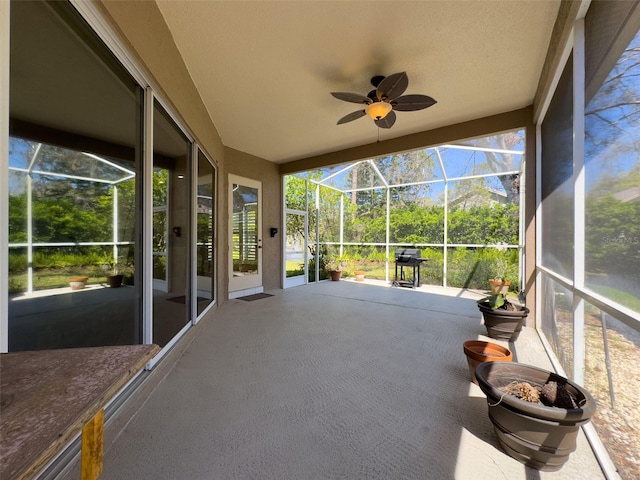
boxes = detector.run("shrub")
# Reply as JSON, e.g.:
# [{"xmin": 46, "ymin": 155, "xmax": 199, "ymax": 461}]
[{"xmin": 8, "ymin": 252, "xmax": 27, "ymax": 273}]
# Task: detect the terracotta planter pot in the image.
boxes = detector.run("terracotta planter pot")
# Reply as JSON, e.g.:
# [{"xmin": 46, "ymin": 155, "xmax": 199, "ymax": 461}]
[
  {"xmin": 463, "ymin": 340, "xmax": 512, "ymax": 384},
  {"xmin": 489, "ymin": 279, "xmax": 511, "ymax": 295},
  {"xmin": 68, "ymin": 276, "xmax": 88, "ymax": 290},
  {"xmin": 329, "ymin": 270, "xmax": 342, "ymax": 281},
  {"xmin": 475, "ymin": 362, "xmax": 596, "ymax": 472},
  {"xmin": 478, "ymin": 303, "xmax": 529, "ymax": 342},
  {"xmin": 354, "ymin": 271, "xmax": 365, "ymax": 282}
]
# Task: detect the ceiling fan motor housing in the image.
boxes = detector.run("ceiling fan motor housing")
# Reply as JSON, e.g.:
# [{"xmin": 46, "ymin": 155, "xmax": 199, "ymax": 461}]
[{"xmin": 331, "ymin": 71, "xmax": 437, "ymax": 129}]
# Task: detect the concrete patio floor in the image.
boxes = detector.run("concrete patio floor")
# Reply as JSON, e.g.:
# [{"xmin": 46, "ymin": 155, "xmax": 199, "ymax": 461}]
[{"xmin": 96, "ymin": 280, "xmax": 606, "ymax": 480}]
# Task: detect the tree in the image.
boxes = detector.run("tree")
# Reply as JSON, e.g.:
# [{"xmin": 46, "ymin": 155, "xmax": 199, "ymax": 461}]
[{"xmin": 474, "ymin": 131, "xmax": 524, "ymax": 204}]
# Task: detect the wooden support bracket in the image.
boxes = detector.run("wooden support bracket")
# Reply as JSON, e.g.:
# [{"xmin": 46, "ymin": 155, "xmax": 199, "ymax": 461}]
[{"xmin": 81, "ymin": 409, "xmax": 104, "ymax": 480}]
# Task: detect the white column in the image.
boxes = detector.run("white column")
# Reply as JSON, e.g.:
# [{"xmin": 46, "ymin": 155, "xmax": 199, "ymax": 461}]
[
  {"xmin": 572, "ymin": 18, "xmax": 586, "ymax": 384},
  {"xmin": 25, "ymin": 143, "xmax": 42, "ymax": 294},
  {"xmin": 385, "ymin": 187, "xmax": 390, "ymax": 283},
  {"xmin": 112, "ymin": 184, "xmax": 119, "ymax": 265},
  {"xmin": 315, "ymin": 183, "xmax": 320, "ymax": 281},
  {"xmin": 191, "ymin": 142, "xmax": 198, "ymax": 323},
  {"xmin": 443, "ymin": 181, "xmax": 449, "ymax": 288},
  {"xmin": 339, "ymin": 194, "xmax": 344, "ymax": 258},
  {"xmin": 143, "ymin": 87, "xmax": 154, "ymax": 345}
]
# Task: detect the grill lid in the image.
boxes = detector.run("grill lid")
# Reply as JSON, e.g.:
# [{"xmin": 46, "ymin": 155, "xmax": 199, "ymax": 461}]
[{"xmin": 395, "ymin": 249, "xmax": 421, "ymax": 262}]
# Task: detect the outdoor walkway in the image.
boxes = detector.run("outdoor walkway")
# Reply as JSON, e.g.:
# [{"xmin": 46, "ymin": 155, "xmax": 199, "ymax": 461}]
[{"xmin": 99, "ymin": 280, "xmax": 605, "ymax": 480}]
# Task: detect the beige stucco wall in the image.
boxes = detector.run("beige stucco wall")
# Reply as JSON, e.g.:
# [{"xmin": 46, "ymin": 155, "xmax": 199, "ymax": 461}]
[{"xmin": 224, "ymin": 147, "xmax": 282, "ymax": 299}]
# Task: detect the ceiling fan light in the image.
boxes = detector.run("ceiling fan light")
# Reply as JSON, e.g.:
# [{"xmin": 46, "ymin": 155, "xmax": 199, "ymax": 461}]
[{"xmin": 365, "ymin": 101, "xmax": 392, "ymax": 120}]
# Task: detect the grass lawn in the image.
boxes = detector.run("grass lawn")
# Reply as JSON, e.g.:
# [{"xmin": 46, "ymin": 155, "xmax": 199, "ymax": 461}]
[{"xmin": 588, "ymin": 284, "xmax": 640, "ymax": 313}]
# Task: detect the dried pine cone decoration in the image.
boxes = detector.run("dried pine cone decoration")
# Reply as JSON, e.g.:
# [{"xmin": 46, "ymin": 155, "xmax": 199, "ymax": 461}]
[{"xmin": 540, "ymin": 381, "xmax": 578, "ymax": 408}]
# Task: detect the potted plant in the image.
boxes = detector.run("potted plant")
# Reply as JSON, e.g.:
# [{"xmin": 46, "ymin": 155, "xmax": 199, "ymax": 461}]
[
  {"xmin": 326, "ymin": 256, "xmax": 347, "ymax": 282},
  {"xmin": 477, "ymin": 293, "xmax": 529, "ymax": 341},
  {"xmin": 105, "ymin": 261, "xmax": 132, "ymax": 288},
  {"xmin": 326, "ymin": 257, "xmax": 345, "ymax": 281},
  {"xmin": 107, "ymin": 271, "xmax": 124, "ymax": 288},
  {"xmin": 475, "ymin": 362, "xmax": 596, "ymax": 471}
]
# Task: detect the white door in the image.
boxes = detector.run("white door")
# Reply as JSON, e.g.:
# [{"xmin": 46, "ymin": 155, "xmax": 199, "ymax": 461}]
[{"xmin": 229, "ymin": 175, "xmax": 262, "ymax": 297}]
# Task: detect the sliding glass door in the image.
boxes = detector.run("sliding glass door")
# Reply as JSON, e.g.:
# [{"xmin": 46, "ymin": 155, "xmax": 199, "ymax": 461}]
[{"xmin": 151, "ymin": 100, "xmax": 191, "ymax": 347}]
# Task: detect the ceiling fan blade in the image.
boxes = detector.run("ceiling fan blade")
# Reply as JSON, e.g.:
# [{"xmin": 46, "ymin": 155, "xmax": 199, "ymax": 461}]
[
  {"xmin": 331, "ymin": 92, "xmax": 371, "ymax": 104},
  {"xmin": 392, "ymin": 94, "xmax": 437, "ymax": 111},
  {"xmin": 337, "ymin": 109, "xmax": 366, "ymax": 125},
  {"xmin": 376, "ymin": 72, "xmax": 408, "ymax": 101},
  {"xmin": 374, "ymin": 110, "xmax": 396, "ymax": 129}
]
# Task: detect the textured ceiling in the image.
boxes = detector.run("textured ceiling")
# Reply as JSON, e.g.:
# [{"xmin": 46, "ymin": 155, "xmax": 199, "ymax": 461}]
[{"xmin": 156, "ymin": 1, "xmax": 560, "ymax": 164}]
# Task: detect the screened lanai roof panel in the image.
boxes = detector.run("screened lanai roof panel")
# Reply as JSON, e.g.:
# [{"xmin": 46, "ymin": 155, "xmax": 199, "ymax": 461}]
[
  {"xmin": 294, "ymin": 169, "xmax": 327, "ymax": 182},
  {"xmin": 440, "ymin": 131, "xmax": 525, "ymax": 179},
  {"xmin": 339, "ymin": 161, "xmax": 386, "ymax": 190},
  {"xmin": 373, "ymin": 149, "xmax": 444, "ymax": 186},
  {"xmin": 8, "ymin": 137, "xmax": 31, "ymax": 169},
  {"xmin": 8, "ymin": 137, "xmax": 134, "ymax": 183},
  {"xmin": 437, "ymin": 144, "xmax": 523, "ymax": 179},
  {"xmin": 389, "ymin": 182, "xmax": 445, "ymax": 210},
  {"xmin": 36, "ymin": 148, "xmax": 133, "ymax": 182},
  {"xmin": 316, "ymin": 169, "xmax": 353, "ymax": 191},
  {"xmin": 292, "ymin": 130, "xmax": 525, "ymax": 191},
  {"xmin": 313, "ymin": 161, "xmax": 386, "ymax": 191},
  {"xmin": 437, "ymin": 146, "xmax": 492, "ymax": 178}
]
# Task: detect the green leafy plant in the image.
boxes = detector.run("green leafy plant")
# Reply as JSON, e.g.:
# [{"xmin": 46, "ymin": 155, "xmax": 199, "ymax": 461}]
[
  {"xmin": 478, "ymin": 293, "xmax": 507, "ymax": 309},
  {"xmin": 326, "ymin": 257, "xmax": 345, "ymax": 272},
  {"xmin": 477, "ymin": 293, "xmax": 522, "ymax": 311}
]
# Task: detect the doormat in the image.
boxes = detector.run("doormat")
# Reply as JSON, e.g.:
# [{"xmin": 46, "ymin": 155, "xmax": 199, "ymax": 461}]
[
  {"xmin": 238, "ymin": 293, "xmax": 273, "ymax": 301},
  {"xmin": 166, "ymin": 296, "xmax": 208, "ymax": 304}
]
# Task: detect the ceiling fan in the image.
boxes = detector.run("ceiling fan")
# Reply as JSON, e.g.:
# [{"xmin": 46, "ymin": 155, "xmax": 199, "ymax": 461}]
[{"xmin": 331, "ymin": 72, "xmax": 436, "ymax": 129}]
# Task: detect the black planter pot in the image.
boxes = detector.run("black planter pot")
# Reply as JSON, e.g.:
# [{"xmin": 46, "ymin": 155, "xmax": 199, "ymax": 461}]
[
  {"xmin": 478, "ymin": 303, "xmax": 529, "ymax": 341},
  {"xmin": 107, "ymin": 274, "xmax": 123, "ymax": 288},
  {"xmin": 475, "ymin": 362, "xmax": 596, "ymax": 472}
]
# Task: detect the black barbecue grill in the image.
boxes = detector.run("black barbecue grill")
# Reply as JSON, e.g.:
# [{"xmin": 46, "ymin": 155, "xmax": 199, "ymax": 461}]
[{"xmin": 393, "ymin": 249, "xmax": 424, "ymax": 288}]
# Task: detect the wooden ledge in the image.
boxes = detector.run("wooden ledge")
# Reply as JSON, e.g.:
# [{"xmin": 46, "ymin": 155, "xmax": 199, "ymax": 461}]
[{"xmin": 0, "ymin": 344, "xmax": 160, "ymax": 480}]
